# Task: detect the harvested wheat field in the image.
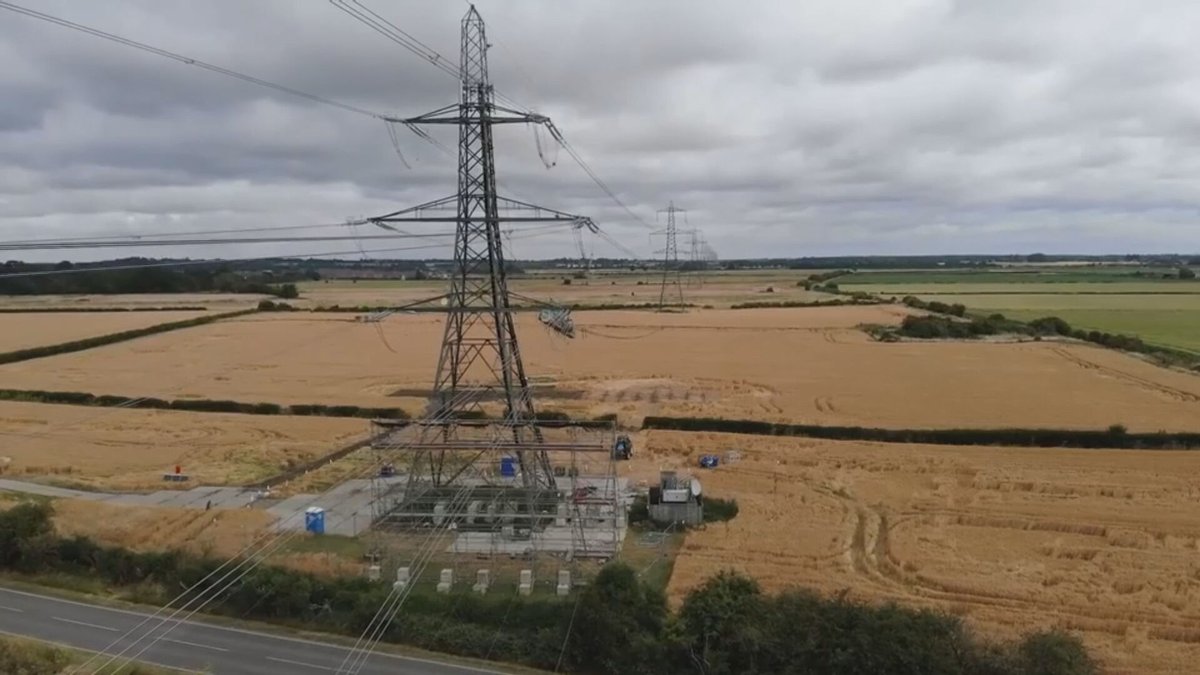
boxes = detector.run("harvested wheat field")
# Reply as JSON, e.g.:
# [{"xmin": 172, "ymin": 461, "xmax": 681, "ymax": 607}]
[
  {"xmin": 0, "ymin": 293, "xmax": 263, "ymax": 311},
  {"xmin": 2, "ymin": 307, "xmax": 1198, "ymax": 431},
  {"xmin": 634, "ymin": 430, "xmax": 1200, "ymax": 674},
  {"xmin": 52, "ymin": 498, "xmax": 275, "ymax": 559},
  {"xmin": 295, "ymin": 271, "xmax": 831, "ymax": 309},
  {"xmin": 0, "ymin": 310, "xmax": 210, "ymax": 353},
  {"xmin": 0, "ymin": 400, "xmax": 364, "ymax": 490},
  {"xmin": 49, "ymin": 498, "xmax": 360, "ymax": 577}
]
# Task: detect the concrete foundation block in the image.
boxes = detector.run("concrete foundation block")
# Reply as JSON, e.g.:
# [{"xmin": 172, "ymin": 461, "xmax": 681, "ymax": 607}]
[
  {"xmin": 556, "ymin": 569, "xmax": 571, "ymax": 597},
  {"xmin": 518, "ymin": 569, "xmax": 533, "ymax": 596},
  {"xmin": 473, "ymin": 569, "xmax": 490, "ymax": 594},
  {"xmin": 436, "ymin": 568, "xmax": 453, "ymax": 594},
  {"xmin": 392, "ymin": 566, "xmax": 410, "ymax": 592}
]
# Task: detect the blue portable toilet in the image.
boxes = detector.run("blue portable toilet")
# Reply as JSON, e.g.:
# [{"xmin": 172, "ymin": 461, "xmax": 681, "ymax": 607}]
[
  {"xmin": 304, "ymin": 507, "xmax": 325, "ymax": 535},
  {"xmin": 500, "ymin": 456, "xmax": 517, "ymax": 478}
]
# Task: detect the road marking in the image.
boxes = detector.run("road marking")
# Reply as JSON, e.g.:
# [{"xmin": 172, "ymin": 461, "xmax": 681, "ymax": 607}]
[
  {"xmin": 52, "ymin": 616, "xmax": 119, "ymax": 632},
  {"xmin": 0, "ymin": 587, "xmax": 508, "ymax": 674},
  {"xmin": 0, "ymin": 627, "xmax": 205, "ymax": 674},
  {"xmin": 0, "ymin": 605, "xmax": 23, "ymax": 613},
  {"xmin": 163, "ymin": 636, "xmax": 229, "ymax": 652},
  {"xmin": 266, "ymin": 656, "xmax": 337, "ymax": 671}
]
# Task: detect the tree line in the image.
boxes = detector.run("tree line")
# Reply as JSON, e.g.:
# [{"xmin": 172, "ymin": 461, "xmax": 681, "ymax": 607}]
[
  {"xmin": 0, "ymin": 261, "xmax": 304, "ymax": 297},
  {"xmin": 0, "ymin": 502, "xmax": 1095, "ymax": 675}
]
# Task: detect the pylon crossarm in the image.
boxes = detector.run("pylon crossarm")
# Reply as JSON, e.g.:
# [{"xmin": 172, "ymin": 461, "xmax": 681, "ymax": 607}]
[
  {"xmin": 386, "ymin": 105, "xmax": 548, "ymax": 126},
  {"xmin": 368, "ymin": 195, "xmax": 591, "ymax": 224}
]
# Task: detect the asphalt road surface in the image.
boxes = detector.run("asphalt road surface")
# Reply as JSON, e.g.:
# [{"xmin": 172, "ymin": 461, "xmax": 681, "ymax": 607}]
[{"xmin": 0, "ymin": 586, "xmax": 513, "ymax": 674}]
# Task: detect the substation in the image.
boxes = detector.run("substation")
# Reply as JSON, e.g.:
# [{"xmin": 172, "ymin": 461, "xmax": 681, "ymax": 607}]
[{"xmin": 369, "ymin": 419, "xmax": 627, "ymax": 560}]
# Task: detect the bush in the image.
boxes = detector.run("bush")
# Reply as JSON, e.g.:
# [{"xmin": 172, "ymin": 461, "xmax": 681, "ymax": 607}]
[
  {"xmin": 702, "ymin": 496, "xmax": 739, "ymax": 522},
  {"xmin": 1016, "ymin": 630, "xmax": 1098, "ymax": 675},
  {"xmin": 1029, "ymin": 316, "xmax": 1072, "ymax": 336}
]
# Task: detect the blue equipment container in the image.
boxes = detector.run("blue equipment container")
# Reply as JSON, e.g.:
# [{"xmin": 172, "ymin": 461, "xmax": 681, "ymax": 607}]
[
  {"xmin": 500, "ymin": 456, "xmax": 517, "ymax": 477},
  {"xmin": 699, "ymin": 454, "xmax": 720, "ymax": 469},
  {"xmin": 304, "ymin": 507, "xmax": 326, "ymax": 535}
]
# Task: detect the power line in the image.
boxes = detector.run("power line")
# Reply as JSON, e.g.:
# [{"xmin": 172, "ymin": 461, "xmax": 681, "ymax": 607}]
[
  {"xmin": 0, "ymin": 0, "xmax": 649, "ymax": 263},
  {"xmin": 0, "ymin": 243, "xmax": 449, "ymax": 279},
  {"xmin": 0, "ymin": 0, "xmax": 388, "ymax": 120},
  {"xmin": 0, "ymin": 226, "xmax": 569, "ymax": 280},
  {"xmin": 0, "ymin": 232, "xmax": 454, "ymax": 252},
  {"xmin": 1, "ymin": 222, "xmax": 359, "ymax": 246},
  {"xmin": 331, "ymin": 0, "xmax": 656, "ymax": 234}
]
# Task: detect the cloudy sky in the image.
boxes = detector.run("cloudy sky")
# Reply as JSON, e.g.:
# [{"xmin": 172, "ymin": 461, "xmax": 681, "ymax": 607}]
[{"xmin": 3, "ymin": 0, "xmax": 1200, "ymax": 262}]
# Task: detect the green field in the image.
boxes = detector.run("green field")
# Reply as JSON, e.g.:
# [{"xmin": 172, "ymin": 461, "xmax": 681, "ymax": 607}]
[
  {"xmin": 1000, "ymin": 308, "xmax": 1200, "ymax": 353},
  {"xmin": 914, "ymin": 293, "xmax": 1200, "ymax": 311},
  {"xmin": 840, "ymin": 268, "xmax": 1194, "ymax": 286},
  {"xmin": 859, "ymin": 265, "xmax": 1200, "ymax": 354}
]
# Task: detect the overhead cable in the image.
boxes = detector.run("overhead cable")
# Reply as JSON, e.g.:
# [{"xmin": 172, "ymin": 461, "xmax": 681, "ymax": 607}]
[{"xmin": 0, "ymin": 0, "xmax": 388, "ymax": 120}]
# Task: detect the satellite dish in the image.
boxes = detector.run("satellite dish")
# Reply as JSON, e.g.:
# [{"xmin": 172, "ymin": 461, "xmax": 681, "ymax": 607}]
[{"xmin": 690, "ymin": 479, "xmax": 702, "ymax": 497}]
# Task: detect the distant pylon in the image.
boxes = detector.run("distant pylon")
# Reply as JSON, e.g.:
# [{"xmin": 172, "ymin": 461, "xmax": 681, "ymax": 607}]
[
  {"xmin": 653, "ymin": 201, "xmax": 685, "ymax": 310},
  {"xmin": 685, "ymin": 228, "xmax": 703, "ymax": 287}
]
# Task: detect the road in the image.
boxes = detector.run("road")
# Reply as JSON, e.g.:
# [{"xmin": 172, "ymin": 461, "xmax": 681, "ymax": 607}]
[{"xmin": 0, "ymin": 586, "xmax": 513, "ymax": 674}]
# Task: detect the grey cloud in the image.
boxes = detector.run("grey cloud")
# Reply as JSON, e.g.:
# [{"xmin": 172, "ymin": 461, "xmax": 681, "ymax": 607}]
[{"xmin": 3, "ymin": 0, "xmax": 1200, "ymax": 263}]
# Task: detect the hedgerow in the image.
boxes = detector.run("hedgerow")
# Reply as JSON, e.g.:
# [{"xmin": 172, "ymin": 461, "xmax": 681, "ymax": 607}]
[
  {"xmin": 642, "ymin": 416, "xmax": 1200, "ymax": 449},
  {"xmin": 0, "ymin": 308, "xmax": 257, "ymax": 365}
]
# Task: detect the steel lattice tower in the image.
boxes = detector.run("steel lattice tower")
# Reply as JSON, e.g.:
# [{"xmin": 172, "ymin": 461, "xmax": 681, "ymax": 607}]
[
  {"xmin": 367, "ymin": 6, "xmax": 595, "ymax": 492},
  {"xmin": 654, "ymin": 201, "xmax": 685, "ymax": 310}
]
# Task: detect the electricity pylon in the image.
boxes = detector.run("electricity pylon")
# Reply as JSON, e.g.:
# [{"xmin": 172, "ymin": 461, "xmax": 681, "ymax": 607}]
[
  {"xmin": 653, "ymin": 201, "xmax": 685, "ymax": 310},
  {"xmin": 367, "ymin": 6, "xmax": 593, "ymax": 491}
]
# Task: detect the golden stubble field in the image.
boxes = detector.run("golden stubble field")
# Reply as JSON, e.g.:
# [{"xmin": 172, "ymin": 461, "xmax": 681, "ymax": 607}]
[
  {"xmin": 2, "ymin": 306, "xmax": 1198, "ymax": 431},
  {"xmin": 294, "ymin": 271, "xmax": 828, "ymax": 309},
  {"xmin": 632, "ymin": 430, "xmax": 1200, "ymax": 675},
  {"xmin": 0, "ymin": 400, "xmax": 365, "ymax": 490},
  {"xmin": 0, "ymin": 310, "xmax": 210, "ymax": 352},
  {"xmin": 0, "ymin": 294, "xmax": 262, "ymax": 311}
]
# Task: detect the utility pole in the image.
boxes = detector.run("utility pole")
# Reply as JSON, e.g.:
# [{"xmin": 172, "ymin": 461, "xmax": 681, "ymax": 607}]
[{"xmin": 653, "ymin": 201, "xmax": 685, "ymax": 310}]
